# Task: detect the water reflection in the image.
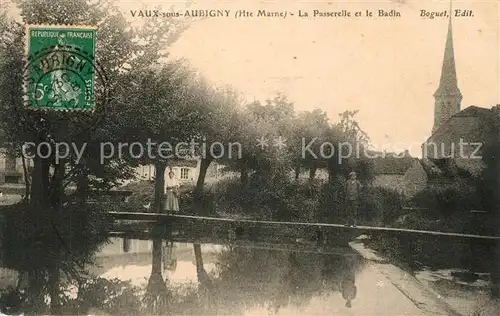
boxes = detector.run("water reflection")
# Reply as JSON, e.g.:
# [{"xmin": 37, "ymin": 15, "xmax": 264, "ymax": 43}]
[
  {"xmin": 90, "ymin": 237, "xmax": 364, "ymax": 315},
  {"xmin": 0, "ymin": 205, "xmax": 109, "ymax": 314},
  {"xmin": 1, "ymin": 217, "xmax": 364, "ymax": 315}
]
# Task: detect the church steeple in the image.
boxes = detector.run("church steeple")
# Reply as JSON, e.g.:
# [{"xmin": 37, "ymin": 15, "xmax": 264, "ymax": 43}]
[{"xmin": 432, "ymin": 2, "xmax": 462, "ymax": 134}]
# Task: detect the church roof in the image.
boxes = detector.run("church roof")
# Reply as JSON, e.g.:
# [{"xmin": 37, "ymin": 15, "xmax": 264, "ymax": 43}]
[
  {"xmin": 426, "ymin": 105, "xmax": 493, "ymax": 142},
  {"xmin": 452, "ymin": 105, "xmax": 490, "ymax": 118},
  {"xmin": 434, "ymin": 13, "xmax": 461, "ymax": 98}
]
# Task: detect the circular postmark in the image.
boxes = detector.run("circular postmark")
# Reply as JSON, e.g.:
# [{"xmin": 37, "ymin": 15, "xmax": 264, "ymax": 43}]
[
  {"xmin": 19, "ymin": 43, "xmax": 109, "ymax": 141},
  {"xmin": 34, "ymin": 68, "xmax": 90, "ymax": 109},
  {"xmin": 25, "ymin": 44, "xmax": 98, "ymax": 110}
]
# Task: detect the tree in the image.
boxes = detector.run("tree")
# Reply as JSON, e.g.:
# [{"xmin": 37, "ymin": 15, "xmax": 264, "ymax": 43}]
[
  {"xmin": 289, "ymin": 109, "xmax": 332, "ymax": 181},
  {"xmin": 477, "ymin": 105, "xmax": 500, "ymax": 298},
  {"xmin": 225, "ymin": 95, "xmax": 296, "ymax": 185},
  {"xmin": 330, "ymin": 110, "xmax": 373, "ymax": 183},
  {"xmin": 0, "ymin": 0, "xmax": 191, "ymax": 312},
  {"xmin": 0, "ymin": 0, "xmax": 192, "ymax": 206},
  {"xmin": 118, "ymin": 62, "xmax": 214, "ymax": 214},
  {"xmin": 191, "ymin": 85, "xmax": 243, "ymax": 201}
]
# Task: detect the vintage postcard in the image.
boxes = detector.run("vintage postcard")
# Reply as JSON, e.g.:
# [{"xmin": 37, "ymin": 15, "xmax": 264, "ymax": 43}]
[{"xmin": 0, "ymin": 0, "xmax": 499, "ymax": 315}]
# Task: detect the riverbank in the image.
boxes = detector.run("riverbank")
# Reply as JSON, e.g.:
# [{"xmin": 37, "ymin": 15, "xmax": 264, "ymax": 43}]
[
  {"xmin": 351, "ymin": 235, "xmax": 499, "ymax": 316},
  {"xmin": 349, "ymin": 236, "xmax": 461, "ymax": 316}
]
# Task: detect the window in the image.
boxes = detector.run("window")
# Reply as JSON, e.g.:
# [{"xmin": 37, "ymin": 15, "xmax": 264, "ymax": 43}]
[
  {"xmin": 5, "ymin": 175, "xmax": 20, "ymax": 184},
  {"xmin": 180, "ymin": 168, "xmax": 189, "ymax": 180}
]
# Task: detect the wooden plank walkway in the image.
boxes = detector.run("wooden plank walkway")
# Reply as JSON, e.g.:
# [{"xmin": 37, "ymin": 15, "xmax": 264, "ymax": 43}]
[{"xmin": 107, "ymin": 212, "xmax": 500, "ymax": 240}]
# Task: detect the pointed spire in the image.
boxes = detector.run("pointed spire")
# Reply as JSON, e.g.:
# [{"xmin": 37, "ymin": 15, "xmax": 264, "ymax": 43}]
[
  {"xmin": 431, "ymin": 0, "xmax": 462, "ymax": 135},
  {"xmin": 434, "ymin": 0, "xmax": 461, "ymax": 98}
]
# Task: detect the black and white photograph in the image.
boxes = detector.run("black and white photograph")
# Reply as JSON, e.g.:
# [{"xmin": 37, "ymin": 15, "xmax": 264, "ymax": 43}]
[{"xmin": 0, "ymin": 0, "xmax": 499, "ymax": 315}]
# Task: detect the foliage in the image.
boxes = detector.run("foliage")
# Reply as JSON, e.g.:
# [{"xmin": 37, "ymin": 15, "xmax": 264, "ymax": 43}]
[
  {"xmin": 200, "ymin": 174, "xmax": 399, "ymax": 225},
  {"xmin": 477, "ymin": 106, "xmax": 500, "ymax": 215},
  {"xmin": 410, "ymin": 182, "xmax": 480, "ymax": 218},
  {"xmin": 0, "ymin": 0, "xmax": 191, "ymax": 207},
  {"xmin": 1, "ymin": 203, "xmax": 109, "ymax": 274},
  {"xmin": 318, "ymin": 181, "xmax": 403, "ymax": 225},
  {"xmin": 359, "ymin": 186, "xmax": 404, "ymax": 224},
  {"xmin": 70, "ymin": 277, "xmax": 143, "ymax": 315}
]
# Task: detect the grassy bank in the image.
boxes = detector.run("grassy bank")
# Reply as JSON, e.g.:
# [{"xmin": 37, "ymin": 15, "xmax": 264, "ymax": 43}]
[
  {"xmin": 362, "ymin": 182, "xmax": 497, "ymax": 273},
  {"xmin": 122, "ymin": 177, "xmax": 403, "ymax": 224}
]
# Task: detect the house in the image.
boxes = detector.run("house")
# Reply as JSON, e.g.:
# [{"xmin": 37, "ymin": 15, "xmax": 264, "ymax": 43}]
[
  {"xmin": 418, "ymin": 158, "xmax": 475, "ymax": 188},
  {"xmin": 369, "ymin": 151, "xmax": 427, "ymax": 198},
  {"xmin": 0, "ymin": 151, "xmax": 28, "ymax": 184},
  {"xmin": 0, "ymin": 129, "xmax": 31, "ymax": 185},
  {"xmin": 134, "ymin": 159, "xmax": 201, "ymax": 184}
]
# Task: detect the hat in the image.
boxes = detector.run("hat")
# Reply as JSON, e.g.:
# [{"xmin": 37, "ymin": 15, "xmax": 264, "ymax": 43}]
[{"xmin": 349, "ymin": 171, "xmax": 356, "ymax": 176}]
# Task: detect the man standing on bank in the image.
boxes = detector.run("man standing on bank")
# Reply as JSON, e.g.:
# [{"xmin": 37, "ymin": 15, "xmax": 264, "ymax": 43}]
[{"xmin": 344, "ymin": 171, "xmax": 362, "ymax": 227}]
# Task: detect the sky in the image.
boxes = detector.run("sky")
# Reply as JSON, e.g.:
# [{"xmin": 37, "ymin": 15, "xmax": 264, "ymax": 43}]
[{"xmin": 4, "ymin": 0, "xmax": 500, "ymax": 157}]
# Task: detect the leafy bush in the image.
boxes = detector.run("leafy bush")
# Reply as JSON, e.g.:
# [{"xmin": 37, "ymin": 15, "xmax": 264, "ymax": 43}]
[
  {"xmin": 207, "ymin": 174, "xmax": 319, "ymax": 220},
  {"xmin": 318, "ymin": 182, "xmax": 403, "ymax": 225},
  {"xmin": 360, "ymin": 186, "xmax": 404, "ymax": 225},
  {"xmin": 410, "ymin": 182, "xmax": 480, "ymax": 218},
  {"xmin": 72, "ymin": 277, "xmax": 143, "ymax": 315},
  {"xmin": 1, "ymin": 203, "xmax": 109, "ymax": 273}
]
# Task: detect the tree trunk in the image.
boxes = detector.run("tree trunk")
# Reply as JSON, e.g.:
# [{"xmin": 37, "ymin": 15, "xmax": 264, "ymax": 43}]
[
  {"xmin": 49, "ymin": 163, "xmax": 65, "ymax": 208},
  {"xmin": 49, "ymin": 265, "xmax": 61, "ymax": 315},
  {"xmin": 146, "ymin": 237, "xmax": 167, "ymax": 315},
  {"xmin": 26, "ymin": 270, "xmax": 46, "ymax": 313},
  {"xmin": 294, "ymin": 165, "xmax": 300, "ymax": 181},
  {"xmin": 154, "ymin": 162, "xmax": 167, "ymax": 213},
  {"xmin": 30, "ymin": 155, "xmax": 50, "ymax": 207},
  {"xmin": 193, "ymin": 243, "xmax": 210, "ymax": 285},
  {"xmin": 194, "ymin": 157, "xmax": 213, "ymax": 216},
  {"xmin": 74, "ymin": 172, "xmax": 90, "ymax": 204},
  {"xmin": 194, "ymin": 157, "xmax": 212, "ymax": 198},
  {"xmin": 151, "ymin": 238, "xmax": 163, "ymax": 276},
  {"xmin": 21, "ymin": 152, "xmax": 30, "ymax": 203},
  {"xmin": 309, "ymin": 165, "xmax": 317, "ymax": 181},
  {"xmin": 240, "ymin": 164, "xmax": 248, "ymax": 186}
]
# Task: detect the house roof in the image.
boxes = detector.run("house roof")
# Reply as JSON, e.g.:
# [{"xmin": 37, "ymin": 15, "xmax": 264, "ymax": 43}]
[
  {"xmin": 168, "ymin": 159, "xmax": 198, "ymax": 168},
  {"xmin": 419, "ymin": 158, "xmax": 446, "ymax": 180},
  {"xmin": 370, "ymin": 153, "xmax": 416, "ymax": 175},
  {"xmin": 419, "ymin": 158, "xmax": 479, "ymax": 181}
]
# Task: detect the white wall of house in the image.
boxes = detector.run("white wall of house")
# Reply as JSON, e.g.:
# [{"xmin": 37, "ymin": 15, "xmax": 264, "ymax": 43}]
[
  {"xmin": 0, "ymin": 152, "xmax": 32, "ymax": 184},
  {"xmin": 133, "ymin": 160, "xmax": 201, "ymax": 184}
]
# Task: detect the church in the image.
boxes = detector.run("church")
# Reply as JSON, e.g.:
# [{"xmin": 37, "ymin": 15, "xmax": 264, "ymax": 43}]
[
  {"xmin": 373, "ymin": 10, "xmax": 496, "ymax": 198},
  {"xmin": 420, "ymin": 11, "xmax": 495, "ymax": 179}
]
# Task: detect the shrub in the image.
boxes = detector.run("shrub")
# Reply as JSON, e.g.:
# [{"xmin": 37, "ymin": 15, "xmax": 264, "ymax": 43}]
[
  {"xmin": 410, "ymin": 181, "xmax": 480, "ymax": 218},
  {"xmin": 359, "ymin": 186, "xmax": 404, "ymax": 224},
  {"xmin": 318, "ymin": 183, "xmax": 403, "ymax": 225},
  {"xmin": 1, "ymin": 203, "xmax": 109, "ymax": 273}
]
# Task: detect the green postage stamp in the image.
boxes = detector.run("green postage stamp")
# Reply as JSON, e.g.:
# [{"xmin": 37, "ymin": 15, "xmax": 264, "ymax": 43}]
[{"xmin": 24, "ymin": 25, "xmax": 97, "ymax": 111}]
